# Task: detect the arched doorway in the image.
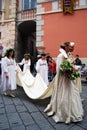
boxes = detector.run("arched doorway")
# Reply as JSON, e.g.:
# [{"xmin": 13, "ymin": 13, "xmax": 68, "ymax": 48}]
[{"xmin": 16, "ymin": 20, "xmax": 37, "ymax": 72}]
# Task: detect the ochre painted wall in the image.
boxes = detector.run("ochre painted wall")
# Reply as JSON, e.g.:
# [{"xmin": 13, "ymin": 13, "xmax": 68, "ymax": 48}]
[{"xmin": 41, "ymin": 9, "xmax": 87, "ymax": 58}]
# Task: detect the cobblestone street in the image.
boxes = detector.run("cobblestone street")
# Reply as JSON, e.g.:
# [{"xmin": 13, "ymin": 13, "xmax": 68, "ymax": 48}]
[{"xmin": 0, "ymin": 80, "xmax": 87, "ymax": 130}]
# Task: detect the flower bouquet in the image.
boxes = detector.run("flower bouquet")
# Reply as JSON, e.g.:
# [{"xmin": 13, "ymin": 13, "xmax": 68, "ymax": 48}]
[{"xmin": 60, "ymin": 61, "xmax": 80, "ymax": 80}]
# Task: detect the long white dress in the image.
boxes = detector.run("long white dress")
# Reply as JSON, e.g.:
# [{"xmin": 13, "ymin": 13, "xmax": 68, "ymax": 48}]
[
  {"xmin": 36, "ymin": 58, "xmax": 49, "ymax": 85},
  {"xmin": 1, "ymin": 57, "xmax": 17, "ymax": 92},
  {"xmin": 44, "ymin": 48, "xmax": 83, "ymax": 123},
  {"xmin": 18, "ymin": 58, "xmax": 31, "ymax": 72}
]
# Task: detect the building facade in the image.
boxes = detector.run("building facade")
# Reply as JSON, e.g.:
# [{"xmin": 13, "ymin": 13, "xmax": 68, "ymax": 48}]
[
  {"xmin": 0, "ymin": 0, "xmax": 87, "ymax": 64},
  {"xmin": 0, "ymin": 0, "xmax": 37, "ymax": 67},
  {"xmin": 36, "ymin": 0, "xmax": 87, "ymax": 64}
]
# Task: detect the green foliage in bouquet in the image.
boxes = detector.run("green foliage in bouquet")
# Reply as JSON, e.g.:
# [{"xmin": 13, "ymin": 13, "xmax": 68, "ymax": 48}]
[{"xmin": 60, "ymin": 61, "xmax": 80, "ymax": 80}]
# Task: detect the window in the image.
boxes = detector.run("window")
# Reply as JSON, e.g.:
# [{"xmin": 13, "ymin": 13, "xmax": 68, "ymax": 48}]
[
  {"xmin": 79, "ymin": 0, "xmax": 87, "ymax": 6},
  {"xmin": 31, "ymin": 0, "xmax": 36, "ymax": 9},
  {"xmin": 75, "ymin": 0, "xmax": 87, "ymax": 9},
  {"xmin": 23, "ymin": 0, "xmax": 29, "ymax": 10},
  {"xmin": 79, "ymin": 0, "xmax": 87, "ymax": 7},
  {"xmin": 23, "ymin": 0, "xmax": 36, "ymax": 10},
  {"xmin": 0, "ymin": 0, "xmax": 2, "ymax": 11}
]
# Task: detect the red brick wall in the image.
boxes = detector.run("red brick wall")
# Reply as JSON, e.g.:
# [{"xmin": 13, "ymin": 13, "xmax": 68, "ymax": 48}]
[{"xmin": 41, "ymin": 9, "xmax": 87, "ymax": 58}]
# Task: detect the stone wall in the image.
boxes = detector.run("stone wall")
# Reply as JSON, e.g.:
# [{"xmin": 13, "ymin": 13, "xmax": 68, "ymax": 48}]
[
  {"xmin": 0, "ymin": 0, "xmax": 17, "ymax": 54},
  {"xmin": 0, "ymin": 21, "xmax": 16, "ymax": 54}
]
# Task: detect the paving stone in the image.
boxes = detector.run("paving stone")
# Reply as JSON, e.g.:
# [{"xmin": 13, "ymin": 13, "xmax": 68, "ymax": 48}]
[
  {"xmin": 12, "ymin": 98, "xmax": 23, "ymax": 105},
  {"xmin": 0, "ymin": 114, "xmax": 8, "ymax": 123},
  {"xmin": 31, "ymin": 112, "xmax": 55, "ymax": 130},
  {"xmin": 16, "ymin": 87, "xmax": 27, "ymax": 98},
  {"xmin": 0, "ymin": 103, "xmax": 4, "ymax": 108},
  {"xmin": 16, "ymin": 105, "xmax": 27, "ymax": 113},
  {"xmin": 0, "ymin": 123, "xmax": 10, "ymax": 130},
  {"xmin": 11, "ymin": 125, "xmax": 26, "ymax": 130},
  {"xmin": 77, "ymin": 115, "xmax": 87, "ymax": 129},
  {"xmin": 0, "ymin": 115, "xmax": 9, "ymax": 130},
  {"xmin": 26, "ymin": 124, "xmax": 40, "ymax": 130},
  {"xmin": 68, "ymin": 125, "xmax": 85, "ymax": 130},
  {"xmin": 23, "ymin": 100, "xmax": 38, "ymax": 113},
  {"xmin": 2, "ymin": 96, "xmax": 13, "ymax": 105},
  {"xmin": 54, "ymin": 123, "xmax": 74, "ymax": 130},
  {"xmin": 19, "ymin": 112, "xmax": 35, "ymax": 126},
  {"xmin": 83, "ymin": 107, "xmax": 87, "ymax": 117},
  {"xmin": 36, "ymin": 102, "xmax": 48, "ymax": 112},
  {"xmin": 5, "ymin": 104, "xmax": 16, "ymax": 113},
  {"xmin": 7, "ymin": 113, "xmax": 23, "ymax": 127},
  {"xmin": 42, "ymin": 111, "xmax": 49, "ymax": 119},
  {"xmin": 0, "ymin": 97, "xmax": 3, "ymax": 103},
  {"xmin": 48, "ymin": 117, "xmax": 58, "ymax": 126},
  {"xmin": 0, "ymin": 108, "xmax": 5, "ymax": 114}
]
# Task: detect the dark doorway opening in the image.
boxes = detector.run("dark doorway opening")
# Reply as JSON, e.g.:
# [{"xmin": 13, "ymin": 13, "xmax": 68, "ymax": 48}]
[{"xmin": 16, "ymin": 20, "xmax": 37, "ymax": 72}]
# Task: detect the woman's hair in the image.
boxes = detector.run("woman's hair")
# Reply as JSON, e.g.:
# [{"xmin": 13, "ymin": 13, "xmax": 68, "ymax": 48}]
[
  {"xmin": 5, "ymin": 48, "xmax": 15, "ymax": 58},
  {"xmin": 24, "ymin": 53, "xmax": 30, "ymax": 57},
  {"xmin": 60, "ymin": 42, "xmax": 70, "ymax": 50}
]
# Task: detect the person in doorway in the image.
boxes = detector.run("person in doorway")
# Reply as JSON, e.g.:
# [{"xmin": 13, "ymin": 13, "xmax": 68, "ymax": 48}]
[
  {"xmin": 18, "ymin": 53, "xmax": 31, "ymax": 72},
  {"xmin": 75, "ymin": 54, "xmax": 82, "ymax": 69},
  {"xmin": 0, "ymin": 48, "xmax": 17, "ymax": 97},
  {"xmin": 36, "ymin": 52, "xmax": 49, "ymax": 85},
  {"xmin": 44, "ymin": 42, "xmax": 83, "ymax": 124}
]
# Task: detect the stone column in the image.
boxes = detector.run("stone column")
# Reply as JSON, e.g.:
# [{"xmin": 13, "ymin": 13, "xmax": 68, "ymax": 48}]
[
  {"xmin": 9, "ymin": 0, "xmax": 17, "ymax": 19},
  {"xmin": 1, "ymin": 0, "xmax": 5, "ymax": 21}
]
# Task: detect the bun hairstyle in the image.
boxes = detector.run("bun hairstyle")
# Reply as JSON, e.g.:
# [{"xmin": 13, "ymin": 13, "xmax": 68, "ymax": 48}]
[
  {"xmin": 70, "ymin": 42, "xmax": 75, "ymax": 47},
  {"xmin": 60, "ymin": 42, "xmax": 70, "ymax": 50}
]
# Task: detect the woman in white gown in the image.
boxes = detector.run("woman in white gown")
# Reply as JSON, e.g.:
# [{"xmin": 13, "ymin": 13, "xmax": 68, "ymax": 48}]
[
  {"xmin": 44, "ymin": 42, "xmax": 83, "ymax": 123},
  {"xmin": 18, "ymin": 53, "xmax": 31, "ymax": 72},
  {"xmin": 36, "ymin": 52, "xmax": 49, "ymax": 85},
  {"xmin": 1, "ymin": 48, "xmax": 17, "ymax": 97}
]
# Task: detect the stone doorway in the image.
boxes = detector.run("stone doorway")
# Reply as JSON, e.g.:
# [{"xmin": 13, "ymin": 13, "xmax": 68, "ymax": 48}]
[{"xmin": 16, "ymin": 20, "xmax": 37, "ymax": 72}]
